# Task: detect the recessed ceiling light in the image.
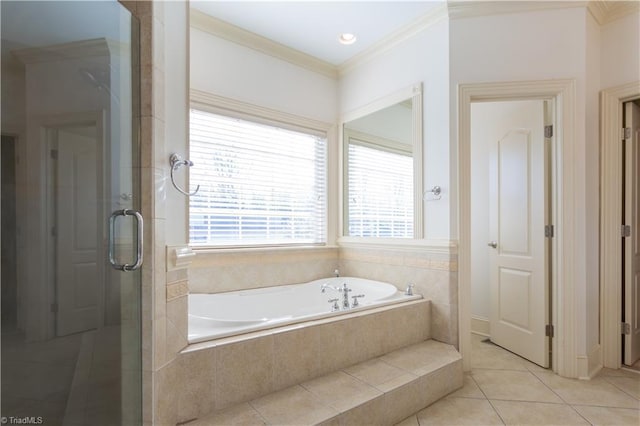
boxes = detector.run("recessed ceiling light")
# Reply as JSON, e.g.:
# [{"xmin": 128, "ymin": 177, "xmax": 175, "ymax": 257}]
[{"xmin": 338, "ymin": 33, "xmax": 357, "ymax": 45}]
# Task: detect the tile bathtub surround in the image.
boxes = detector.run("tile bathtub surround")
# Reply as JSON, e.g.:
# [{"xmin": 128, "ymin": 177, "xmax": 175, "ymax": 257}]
[
  {"xmin": 190, "ymin": 340, "xmax": 462, "ymax": 426},
  {"xmin": 339, "ymin": 246, "xmax": 458, "ymax": 346},
  {"xmin": 189, "ymin": 246, "xmax": 339, "ymax": 293},
  {"xmin": 153, "ymin": 299, "xmax": 431, "ymax": 424},
  {"xmin": 397, "ymin": 334, "xmax": 640, "ymax": 426}
]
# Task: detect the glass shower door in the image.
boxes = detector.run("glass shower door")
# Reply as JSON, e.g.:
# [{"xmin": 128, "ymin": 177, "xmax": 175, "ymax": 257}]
[{"xmin": 1, "ymin": 1, "xmax": 142, "ymax": 424}]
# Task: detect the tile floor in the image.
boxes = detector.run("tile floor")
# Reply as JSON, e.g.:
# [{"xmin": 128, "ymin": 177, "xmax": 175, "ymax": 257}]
[
  {"xmin": 397, "ymin": 335, "xmax": 640, "ymax": 425},
  {"xmin": 1, "ymin": 327, "xmax": 82, "ymax": 425},
  {"xmin": 1, "ymin": 326, "xmax": 124, "ymax": 426}
]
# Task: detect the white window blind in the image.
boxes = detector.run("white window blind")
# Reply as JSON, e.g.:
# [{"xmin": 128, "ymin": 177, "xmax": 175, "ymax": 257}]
[
  {"xmin": 189, "ymin": 108, "xmax": 327, "ymax": 246},
  {"xmin": 347, "ymin": 142, "xmax": 413, "ymax": 238}
]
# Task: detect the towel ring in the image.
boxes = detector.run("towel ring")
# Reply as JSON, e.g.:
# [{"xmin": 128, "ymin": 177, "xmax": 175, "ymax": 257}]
[{"xmin": 170, "ymin": 153, "xmax": 200, "ymax": 196}]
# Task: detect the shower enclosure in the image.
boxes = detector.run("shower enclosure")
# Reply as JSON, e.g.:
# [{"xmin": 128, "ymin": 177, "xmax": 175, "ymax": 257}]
[{"xmin": 1, "ymin": 1, "xmax": 142, "ymax": 424}]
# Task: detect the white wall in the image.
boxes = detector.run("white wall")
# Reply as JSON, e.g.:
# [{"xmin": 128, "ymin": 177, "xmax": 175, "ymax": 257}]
[
  {"xmin": 600, "ymin": 11, "xmax": 640, "ymax": 90},
  {"xmin": 339, "ymin": 19, "xmax": 450, "ymax": 240},
  {"xmin": 190, "ymin": 28, "xmax": 337, "ymax": 124},
  {"xmin": 449, "ymin": 6, "xmax": 597, "ymax": 362}
]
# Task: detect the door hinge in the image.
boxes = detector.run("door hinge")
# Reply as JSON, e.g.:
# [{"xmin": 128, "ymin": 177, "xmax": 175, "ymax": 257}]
[
  {"xmin": 545, "ymin": 324, "xmax": 554, "ymax": 338},
  {"xmin": 545, "ymin": 225, "xmax": 554, "ymax": 238},
  {"xmin": 544, "ymin": 125, "xmax": 553, "ymax": 138},
  {"xmin": 622, "ymin": 322, "xmax": 631, "ymax": 335},
  {"xmin": 623, "ymin": 127, "xmax": 632, "ymax": 139},
  {"xmin": 51, "ymin": 303, "xmax": 58, "ymax": 313},
  {"xmin": 50, "ymin": 149, "xmax": 58, "ymax": 160},
  {"xmin": 622, "ymin": 225, "xmax": 631, "ymax": 238}
]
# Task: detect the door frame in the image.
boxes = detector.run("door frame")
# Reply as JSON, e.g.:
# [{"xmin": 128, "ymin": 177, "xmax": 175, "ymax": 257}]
[
  {"xmin": 458, "ymin": 79, "xmax": 576, "ymax": 377},
  {"xmin": 601, "ymin": 81, "xmax": 640, "ymax": 369}
]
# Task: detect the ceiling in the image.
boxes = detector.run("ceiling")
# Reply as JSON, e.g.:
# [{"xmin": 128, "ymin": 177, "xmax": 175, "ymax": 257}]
[{"xmin": 190, "ymin": 1, "xmax": 445, "ymax": 66}]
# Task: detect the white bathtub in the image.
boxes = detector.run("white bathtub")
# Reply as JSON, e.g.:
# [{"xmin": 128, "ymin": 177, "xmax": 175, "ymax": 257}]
[{"xmin": 188, "ymin": 277, "xmax": 422, "ymax": 343}]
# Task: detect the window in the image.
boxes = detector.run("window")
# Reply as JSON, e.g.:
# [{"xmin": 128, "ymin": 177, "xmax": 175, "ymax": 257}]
[
  {"xmin": 347, "ymin": 138, "xmax": 413, "ymax": 238},
  {"xmin": 189, "ymin": 108, "xmax": 327, "ymax": 247}
]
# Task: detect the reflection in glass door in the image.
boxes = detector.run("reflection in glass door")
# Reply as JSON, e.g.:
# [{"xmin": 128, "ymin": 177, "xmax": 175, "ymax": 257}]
[{"xmin": 1, "ymin": 1, "xmax": 142, "ymax": 424}]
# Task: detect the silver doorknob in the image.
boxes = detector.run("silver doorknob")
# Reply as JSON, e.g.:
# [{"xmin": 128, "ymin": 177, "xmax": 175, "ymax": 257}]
[{"xmin": 487, "ymin": 241, "xmax": 498, "ymax": 248}]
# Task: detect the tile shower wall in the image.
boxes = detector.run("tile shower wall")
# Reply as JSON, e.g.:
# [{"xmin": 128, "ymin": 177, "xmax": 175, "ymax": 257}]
[{"xmin": 339, "ymin": 245, "xmax": 458, "ymax": 346}]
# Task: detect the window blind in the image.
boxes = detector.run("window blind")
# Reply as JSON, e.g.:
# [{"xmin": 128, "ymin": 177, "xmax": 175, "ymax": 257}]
[
  {"xmin": 189, "ymin": 108, "xmax": 327, "ymax": 246},
  {"xmin": 347, "ymin": 142, "xmax": 413, "ymax": 238}
]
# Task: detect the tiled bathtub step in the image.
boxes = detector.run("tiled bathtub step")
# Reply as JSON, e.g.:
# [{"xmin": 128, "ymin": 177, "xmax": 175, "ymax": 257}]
[{"xmin": 190, "ymin": 340, "xmax": 462, "ymax": 426}]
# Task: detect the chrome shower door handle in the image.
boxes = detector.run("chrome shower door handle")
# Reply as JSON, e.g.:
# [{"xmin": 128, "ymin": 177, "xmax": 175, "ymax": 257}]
[
  {"xmin": 487, "ymin": 241, "xmax": 498, "ymax": 249},
  {"xmin": 109, "ymin": 209, "xmax": 144, "ymax": 271}
]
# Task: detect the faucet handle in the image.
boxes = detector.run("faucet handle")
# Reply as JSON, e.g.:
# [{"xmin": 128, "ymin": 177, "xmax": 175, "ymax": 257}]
[
  {"xmin": 340, "ymin": 283, "xmax": 352, "ymax": 293},
  {"xmin": 328, "ymin": 298, "xmax": 340, "ymax": 312},
  {"xmin": 405, "ymin": 283, "xmax": 415, "ymax": 296},
  {"xmin": 351, "ymin": 294, "xmax": 365, "ymax": 308}
]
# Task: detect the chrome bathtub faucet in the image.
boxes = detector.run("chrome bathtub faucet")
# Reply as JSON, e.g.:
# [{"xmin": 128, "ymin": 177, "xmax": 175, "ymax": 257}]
[
  {"xmin": 328, "ymin": 298, "xmax": 340, "ymax": 312},
  {"xmin": 340, "ymin": 283, "xmax": 352, "ymax": 309},
  {"xmin": 351, "ymin": 294, "xmax": 365, "ymax": 308},
  {"xmin": 321, "ymin": 283, "xmax": 340, "ymax": 293},
  {"xmin": 405, "ymin": 283, "xmax": 415, "ymax": 296}
]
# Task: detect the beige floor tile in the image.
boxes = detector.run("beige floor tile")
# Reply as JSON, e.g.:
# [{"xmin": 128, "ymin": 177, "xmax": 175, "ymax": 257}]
[
  {"xmin": 600, "ymin": 367, "xmax": 640, "ymax": 378},
  {"xmin": 416, "ymin": 397, "xmax": 503, "ymax": 425},
  {"xmin": 471, "ymin": 338, "xmax": 532, "ymax": 371},
  {"xmin": 190, "ymin": 403, "xmax": 266, "ymax": 426},
  {"xmin": 491, "ymin": 400, "xmax": 589, "ymax": 425},
  {"xmin": 381, "ymin": 340, "xmax": 459, "ymax": 375},
  {"xmin": 472, "ymin": 370, "xmax": 563, "ymax": 403},
  {"xmin": 394, "ymin": 414, "xmax": 419, "ymax": 426},
  {"xmin": 572, "ymin": 405, "xmax": 640, "ymax": 426},
  {"xmin": 603, "ymin": 375, "xmax": 640, "ymax": 399},
  {"xmin": 344, "ymin": 358, "xmax": 415, "ymax": 389},
  {"xmin": 447, "ymin": 373, "xmax": 485, "ymax": 399},
  {"xmin": 250, "ymin": 385, "xmax": 338, "ymax": 425},
  {"xmin": 534, "ymin": 372, "xmax": 639, "ymax": 409},
  {"xmin": 301, "ymin": 371, "xmax": 382, "ymax": 412}
]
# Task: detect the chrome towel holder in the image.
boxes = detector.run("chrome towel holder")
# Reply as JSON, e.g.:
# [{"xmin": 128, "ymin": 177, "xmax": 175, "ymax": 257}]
[
  {"xmin": 424, "ymin": 185, "xmax": 442, "ymax": 201},
  {"xmin": 170, "ymin": 153, "xmax": 200, "ymax": 196}
]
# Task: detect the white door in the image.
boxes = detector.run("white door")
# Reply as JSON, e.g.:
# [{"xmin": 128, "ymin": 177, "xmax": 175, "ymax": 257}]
[
  {"xmin": 55, "ymin": 127, "xmax": 102, "ymax": 336},
  {"xmin": 624, "ymin": 101, "xmax": 640, "ymax": 366},
  {"xmin": 487, "ymin": 100, "xmax": 550, "ymax": 368}
]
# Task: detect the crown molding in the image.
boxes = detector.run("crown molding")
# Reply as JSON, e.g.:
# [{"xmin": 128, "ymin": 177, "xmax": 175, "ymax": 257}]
[
  {"xmin": 588, "ymin": 0, "xmax": 640, "ymax": 25},
  {"xmin": 190, "ymin": 8, "xmax": 338, "ymax": 80},
  {"xmin": 447, "ymin": 1, "xmax": 590, "ymax": 20},
  {"xmin": 337, "ymin": 3, "xmax": 448, "ymax": 77},
  {"xmin": 12, "ymin": 38, "xmax": 128, "ymax": 64},
  {"xmin": 190, "ymin": 1, "xmax": 638, "ymax": 80},
  {"xmin": 448, "ymin": 1, "xmax": 639, "ymax": 24}
]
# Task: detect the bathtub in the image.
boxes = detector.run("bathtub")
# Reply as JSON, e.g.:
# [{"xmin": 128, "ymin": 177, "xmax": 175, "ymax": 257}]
[{"xmin": 188, "ymin": 277, "xmax": 422, "ymax": 343}]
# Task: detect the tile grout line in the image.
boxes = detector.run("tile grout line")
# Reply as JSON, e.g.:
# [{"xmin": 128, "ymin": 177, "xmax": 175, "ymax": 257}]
[
  {"xmin": 528, "ymin": 368, "xmax": 572, "ymax": 405},
  {"xmin": 468, "ymin": 372, "xmax": 507, "ymax": 425},
  {"xmin": 247, "ymin": 400, "xmax": 271, "ymax": 425},
  {"xmin": 600, "ymin": 374, "xmax": 640, "ymax": 401}
]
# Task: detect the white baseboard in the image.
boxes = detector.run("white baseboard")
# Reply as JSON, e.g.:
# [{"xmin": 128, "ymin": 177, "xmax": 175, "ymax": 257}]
[
  {"xmin": 471, "ymin": 316, "xmax": 490, "ymax": 337},
  {"xmin": 578, "ymin": 344, "xmax": 602, "ymax": 380}
]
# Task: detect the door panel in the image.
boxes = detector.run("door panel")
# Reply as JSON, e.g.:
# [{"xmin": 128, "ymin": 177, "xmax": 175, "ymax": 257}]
[
  {"xmin": 624, "ymin": 101, "xmax": 640, "ymax": 365},
  {"xmin": 56, "ymin": 127, "xmax": 101, "ymax": 336},
  {"xmin": 486, "ymin": 100, "xmax": 549, "ymax": 368}
]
